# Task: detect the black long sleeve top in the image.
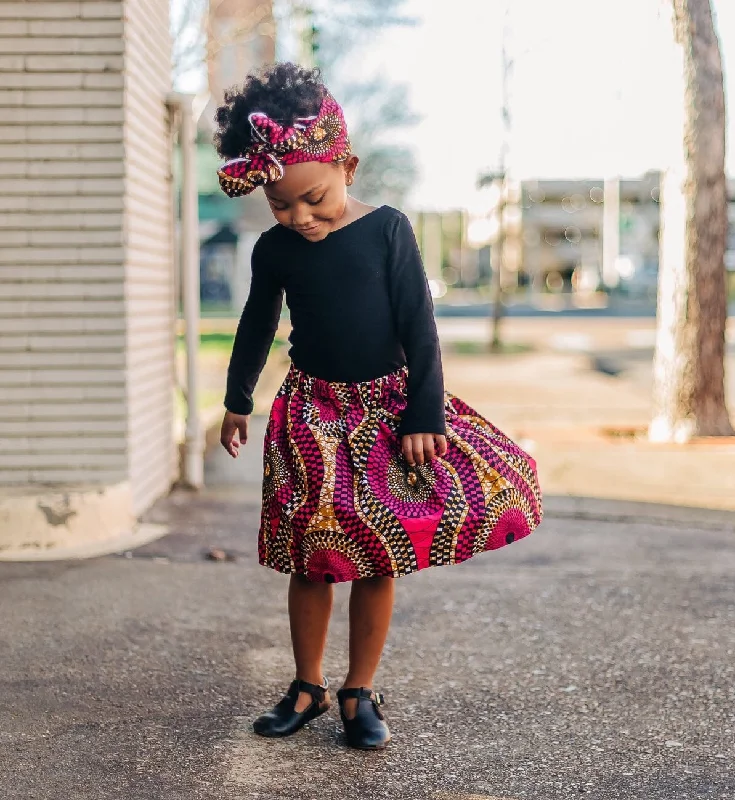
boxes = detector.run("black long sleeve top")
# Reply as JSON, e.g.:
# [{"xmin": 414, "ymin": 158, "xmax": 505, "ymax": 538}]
[{"xmin": 224, "ymin": 205, "xmax": 446, "ymax": 436}]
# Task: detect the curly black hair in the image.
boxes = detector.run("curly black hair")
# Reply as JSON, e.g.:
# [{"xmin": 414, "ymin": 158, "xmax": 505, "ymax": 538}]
[{"xmin": 214, "ymin": 63, "xmax": 327, "ymax": 160}]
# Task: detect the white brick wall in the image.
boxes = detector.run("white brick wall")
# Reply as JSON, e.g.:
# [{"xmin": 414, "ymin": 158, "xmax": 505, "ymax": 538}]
[{"xmin": 0, "ymin": 0, "xmax": 176, "ymax": 515}]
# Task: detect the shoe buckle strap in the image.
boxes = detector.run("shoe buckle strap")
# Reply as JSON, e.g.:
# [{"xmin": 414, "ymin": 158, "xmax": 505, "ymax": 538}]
[
  {"xmin": 293, "ymin": 678, "xmax": 328, "ymax": 704},
  {"xmin": 338, "ymin": 688, "xmax": 385, "ymax": 706}
]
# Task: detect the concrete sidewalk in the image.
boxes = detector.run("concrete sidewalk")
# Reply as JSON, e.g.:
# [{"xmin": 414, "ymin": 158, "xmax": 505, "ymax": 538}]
[
  {"xmin": 442, "ymin": 347, "xmax": 735, "ymax": 512},
  {"xmin": 197, "ymin": 316, "xmax": 735, "ymax": 511}
]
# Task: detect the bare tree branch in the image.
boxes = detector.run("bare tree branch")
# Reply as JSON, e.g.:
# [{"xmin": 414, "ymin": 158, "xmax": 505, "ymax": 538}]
[
  {"xmin": 312, "ymin": 0, "xmax": 419, "ymax": 205},
  {"xmin": 171, "ymin": 0, "xmax": 274, "ymax": 87}
]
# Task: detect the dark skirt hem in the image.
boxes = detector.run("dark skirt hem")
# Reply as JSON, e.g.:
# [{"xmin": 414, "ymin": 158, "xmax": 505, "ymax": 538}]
[{"xmin": 258, "ymin": 532, "xmax": 534, "ymax": 584}]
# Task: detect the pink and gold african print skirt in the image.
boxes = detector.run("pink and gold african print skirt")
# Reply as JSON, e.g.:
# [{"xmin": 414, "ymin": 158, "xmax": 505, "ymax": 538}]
[{"xmin": 259, "ymin": 365, "xmax": 543, "ymax": 583}]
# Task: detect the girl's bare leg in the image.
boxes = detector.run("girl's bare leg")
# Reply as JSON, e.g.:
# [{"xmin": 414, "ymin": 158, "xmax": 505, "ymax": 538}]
[
  {"xmin": 341, "ymin": 576, "xmax": 395, "ymax": 718},
  {"xmin": 288, "ymin": 573, "xmax": 334, "ymax": 711}
]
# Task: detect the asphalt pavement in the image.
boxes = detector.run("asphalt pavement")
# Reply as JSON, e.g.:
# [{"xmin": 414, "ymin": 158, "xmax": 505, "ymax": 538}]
[{"xmin": 2, "ymin": 419, "xmax": 734, "ymax": 800}]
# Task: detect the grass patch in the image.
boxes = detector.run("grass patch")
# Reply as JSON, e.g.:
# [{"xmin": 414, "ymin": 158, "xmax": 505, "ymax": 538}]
[
  {"xmin": 198, "ymin": 332, "xmax": 236, "ymax": 349},
  {"xmin": 448, "ymin": 340, "xmax": 534, "ymax": 356},
  {"xmin": 176, "ymin": 334, "xmax": 285, "ymax": 357}
]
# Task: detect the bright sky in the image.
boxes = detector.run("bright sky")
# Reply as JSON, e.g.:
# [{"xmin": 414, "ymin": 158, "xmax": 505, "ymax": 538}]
[{"xmin": 346, "ymin": 0, "xmax": 735, "ymax": 211}]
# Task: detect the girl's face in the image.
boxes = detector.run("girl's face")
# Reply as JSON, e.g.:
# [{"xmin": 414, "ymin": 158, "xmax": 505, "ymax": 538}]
[{"xmin": 263, "ymin": 157, "xmax": 359, "ymax": 242}]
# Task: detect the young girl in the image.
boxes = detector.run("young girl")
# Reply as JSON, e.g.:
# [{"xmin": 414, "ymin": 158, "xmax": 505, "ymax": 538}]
[{"xmin": 215, "ymin": 63, "xmax": 543, "ymax": 751}]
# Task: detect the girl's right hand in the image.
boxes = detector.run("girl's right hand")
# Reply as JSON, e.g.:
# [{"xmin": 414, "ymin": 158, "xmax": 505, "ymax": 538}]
[{"xmin": 220, "ymin": 411, "xmax": 250, "ymax": 458}]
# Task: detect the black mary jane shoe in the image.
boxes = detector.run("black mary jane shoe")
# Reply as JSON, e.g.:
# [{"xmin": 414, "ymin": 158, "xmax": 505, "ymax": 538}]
[
  {"xmin": 337, "ymin": 687, "xmax": 391, "ymax": 750},
  {"xmin": 253, "ymin": 678, "xmax": 330, "ymax": 738}
]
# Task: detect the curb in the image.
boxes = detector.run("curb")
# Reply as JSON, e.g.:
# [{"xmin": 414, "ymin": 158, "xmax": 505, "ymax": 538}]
[
  {"xmin": 0, "ymin": 522, "xmax": 168, "ymax": 562},
  {"xmin": 0, "ymin": 482, "xmax": 145, "ymax": 562},
  {"xmin": 543, "ymin": 494, "xmax": 735, "ymax": 531}
]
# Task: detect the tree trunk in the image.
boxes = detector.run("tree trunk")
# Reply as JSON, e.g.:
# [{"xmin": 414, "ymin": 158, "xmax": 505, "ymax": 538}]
[{"xmin": 650, "ymin": 0, "xmax": 733, "ymax": 441}]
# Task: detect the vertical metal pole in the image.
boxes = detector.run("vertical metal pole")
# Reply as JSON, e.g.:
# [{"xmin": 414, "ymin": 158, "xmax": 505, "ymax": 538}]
[
  {"xmin": 423, "ymin": 212, "xmax": 442, "ymax": 282},
  {"xmin": 602, "ymin": 80, "xmax": 623, "ymax": 293},
  {"xmin": 490, "ymin": 182, "xmax": 505, "ymax": 352},
  {"xmin": 491, "ymin": 3, "xmax": 512, "ymax": 352},
  {"xmin": 602, "ymin": 175, "xmax": 621, "ymax": 291},
  {"xmin": 171, "ymin": 93, "xmax": 204, "ymax": 489}
]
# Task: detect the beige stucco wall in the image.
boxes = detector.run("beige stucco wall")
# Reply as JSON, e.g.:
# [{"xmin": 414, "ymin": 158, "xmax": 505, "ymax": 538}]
[{"xmin": 0, "ymin": 0, "xmax": 176, "ymax": 555}]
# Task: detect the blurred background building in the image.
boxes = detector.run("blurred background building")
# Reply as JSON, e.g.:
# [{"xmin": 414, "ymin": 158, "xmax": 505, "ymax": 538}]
[
  {"xmin": 414, "ymin": 175, "xmax": 735, "ymax": 310},
  {"xmin": 513, "ymin": 175, "xmax": 662, "ymax": 299}
]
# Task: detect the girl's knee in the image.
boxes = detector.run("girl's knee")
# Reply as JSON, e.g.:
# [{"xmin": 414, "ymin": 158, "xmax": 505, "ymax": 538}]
[
  {"xmin": 291, "ymin": 573, "xmax": 330, "ymax": 590},
  {"xmin": 354, "ymin": 575, "xmax": 394, "ymax": 588}
]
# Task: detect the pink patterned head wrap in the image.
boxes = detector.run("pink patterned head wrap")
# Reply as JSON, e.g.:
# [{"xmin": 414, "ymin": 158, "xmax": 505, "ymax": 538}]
[{"xmin": 217, "ymin": 94, "xmax": 351, "ymax": 198}]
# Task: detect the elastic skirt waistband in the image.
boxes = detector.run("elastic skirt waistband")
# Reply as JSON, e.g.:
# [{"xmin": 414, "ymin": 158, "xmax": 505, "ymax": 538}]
[{"xmin": 283, "ymin": 363, "xmax": 408, "ymax": 406}]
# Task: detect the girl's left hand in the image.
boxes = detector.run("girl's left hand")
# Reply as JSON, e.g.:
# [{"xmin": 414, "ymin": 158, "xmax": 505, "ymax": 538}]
[{"xmin": 402, "ymin": 433, "xmax": 448, "ymax": 466}]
